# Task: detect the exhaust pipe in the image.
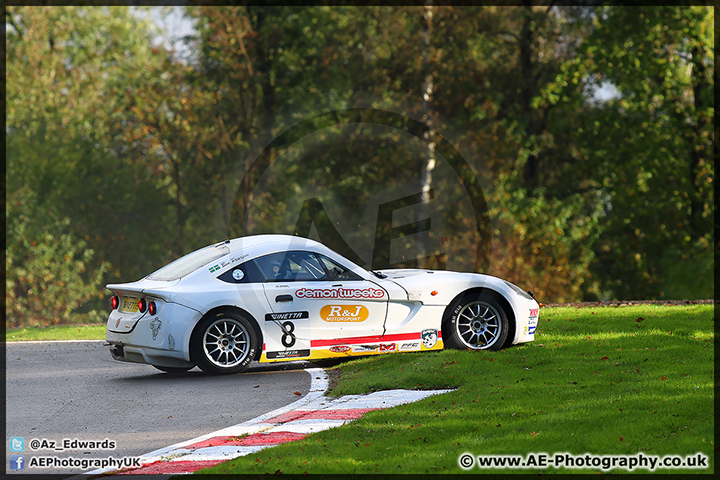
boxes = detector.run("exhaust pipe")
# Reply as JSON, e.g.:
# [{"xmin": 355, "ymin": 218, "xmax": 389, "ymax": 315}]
[{"xmin": 110, "ymin": 345, "xmax": 124, "ymax": 360}]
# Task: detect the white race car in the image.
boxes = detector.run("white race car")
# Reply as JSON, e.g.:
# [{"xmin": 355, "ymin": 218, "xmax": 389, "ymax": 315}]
[{"xmin": 105, "ymin": 235, "xmax": 539, "ymax": 374}]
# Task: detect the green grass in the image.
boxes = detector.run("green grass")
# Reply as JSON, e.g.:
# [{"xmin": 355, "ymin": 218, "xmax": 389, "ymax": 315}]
[
  {"xmin": 200, "ymin": 304, "xmax": 715, "ymax": 475},
  {"xmin": 4, "ymin": 324, "xmax": 106, "ymax": 341}
]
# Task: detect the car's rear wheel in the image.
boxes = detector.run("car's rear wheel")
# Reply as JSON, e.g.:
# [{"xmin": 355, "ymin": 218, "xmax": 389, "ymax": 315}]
[
  {"xmin": 191, "ymin": 312, "xmax": 257, "ymax": 375},
  {"xmin": 153, "ymin": 365, "xmax": 193, "ymax": 374},
  {"xmin": 443, "ymin": 292, "xmax": 509, "ymax": 351}
]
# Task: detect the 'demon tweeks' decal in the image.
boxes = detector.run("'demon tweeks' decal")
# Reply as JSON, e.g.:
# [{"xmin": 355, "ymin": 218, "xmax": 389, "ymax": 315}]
[{"xmin": 295, "ymin": 287, "xmax": 385, "ymax": 299}]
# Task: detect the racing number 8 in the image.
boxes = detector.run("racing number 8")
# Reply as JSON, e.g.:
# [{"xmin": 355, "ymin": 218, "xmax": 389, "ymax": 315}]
[{"xmin": 281, "ymin": 321, "xmax": 296, "ymax": 348}]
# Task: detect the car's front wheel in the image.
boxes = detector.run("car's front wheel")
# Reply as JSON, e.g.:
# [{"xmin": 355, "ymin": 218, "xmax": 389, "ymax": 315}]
[
  {"xmin": 191, "ymin": 311, "xmax": 258, "ymax": 375},
  {"xmin": 443, "ymin": 292, "xmax": 509, "ymax": 351}
]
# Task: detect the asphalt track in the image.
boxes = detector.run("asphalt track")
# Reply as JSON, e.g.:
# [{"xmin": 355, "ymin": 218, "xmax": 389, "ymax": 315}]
[{"xmin": 5, "ymin": 341, "xmax": 320, "ymax": 475}]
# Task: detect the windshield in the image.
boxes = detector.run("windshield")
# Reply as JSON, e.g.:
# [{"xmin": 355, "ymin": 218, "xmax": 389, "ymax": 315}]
[{"xmin": 146, "ymin": 242, "xmax": 231, "ymax": 281}]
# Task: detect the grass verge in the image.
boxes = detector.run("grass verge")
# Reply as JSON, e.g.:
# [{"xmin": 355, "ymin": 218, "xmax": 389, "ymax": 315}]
[
  {"xmin": 4, "ymin": 324, "xmax": 106, "ymax": 341},
  {"xmin": 200, "ymin": 304, "xmax": 714, "ymax": 475}
]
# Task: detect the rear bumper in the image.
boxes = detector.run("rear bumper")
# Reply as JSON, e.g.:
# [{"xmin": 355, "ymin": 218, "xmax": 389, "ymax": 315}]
[{"xmin": 106, "ymin": 302, "xmax": 201, "ymax": 368}]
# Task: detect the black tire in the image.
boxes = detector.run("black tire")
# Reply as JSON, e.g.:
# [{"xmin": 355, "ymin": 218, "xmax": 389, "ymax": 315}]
[
  {"xmin": 443, "ymin": 292, "xmax": 509, "ymax": 351},
  {"xmin": 153, "ymin": 365, "xmax": 193, "ymax": 374},
  {"xmin": 190, "ymin": 311, "xmax": 258, "ymax": 375}
]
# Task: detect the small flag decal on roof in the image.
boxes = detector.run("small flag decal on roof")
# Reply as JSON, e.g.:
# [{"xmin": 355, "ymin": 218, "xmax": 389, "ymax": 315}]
[{"xmin": 209, "ymin": 265, "xmax": 220, "ymax": 273}]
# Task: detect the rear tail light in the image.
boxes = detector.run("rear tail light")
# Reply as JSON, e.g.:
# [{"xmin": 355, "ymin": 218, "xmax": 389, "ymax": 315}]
[
  {"xmin": 148, "ymin": 301, "xmax": 157, "ymax": 316},
  {"xmin": 111, "ymin": 296, "xmax": 119, "ymax": 310},
  {"xmin": 138, "ymin": 298, "xmax": 147, "ymax": 313}
]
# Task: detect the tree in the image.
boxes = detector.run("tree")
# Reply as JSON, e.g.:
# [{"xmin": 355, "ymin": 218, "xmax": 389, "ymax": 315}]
[
  {"xmin": 6, "ymin": 6, "xmax": 173, "ymax": 322},
  {"xmin": 6, "ymin": 187, "xmax": 109, "ymax": 327},
  {"xmin": 555, "ymin": 6, "xmax": 714, "ymax": 299}
]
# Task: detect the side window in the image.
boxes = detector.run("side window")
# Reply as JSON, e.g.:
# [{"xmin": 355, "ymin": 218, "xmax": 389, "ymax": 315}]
[
  {"xmin": 318, "ymin": 255, "xmax": 362, "ymax": 281},
  {"xmin": 254, "ymin": 251, "xmax": 328, "ymax": 282},
  {"xmin": 217, "ymin": 260, "xmax": 264, "ymax": 284}
]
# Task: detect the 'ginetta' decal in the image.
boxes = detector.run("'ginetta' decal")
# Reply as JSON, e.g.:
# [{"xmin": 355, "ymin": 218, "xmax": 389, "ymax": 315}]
[
  {"xmin": 266, "ymin": 349, "xmax": 310, "ymax": 359},
  {"xmin": 264, "ymin": 312, "xmax": 309, "ymax": 321},
  {"xmin": 295, "ymin": 287, "xmax": 385, "ymax": 299}
]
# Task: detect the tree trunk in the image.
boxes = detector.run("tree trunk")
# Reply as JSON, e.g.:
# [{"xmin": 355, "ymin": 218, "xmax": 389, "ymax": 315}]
[{"xmin": 418, "ymin": 1, "xmax": 435, "ymax": 265}]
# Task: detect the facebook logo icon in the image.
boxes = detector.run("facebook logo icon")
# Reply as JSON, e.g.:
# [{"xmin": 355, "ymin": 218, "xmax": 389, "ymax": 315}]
[{"xmin": 10, "ymin": 455, "xmax": 25, "ymax": 470}]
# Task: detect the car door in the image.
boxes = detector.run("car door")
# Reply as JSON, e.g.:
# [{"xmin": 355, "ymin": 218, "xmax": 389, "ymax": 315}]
[{"xmin": 258, "ymin": 251, "xmax": 388, "ymax": 356}]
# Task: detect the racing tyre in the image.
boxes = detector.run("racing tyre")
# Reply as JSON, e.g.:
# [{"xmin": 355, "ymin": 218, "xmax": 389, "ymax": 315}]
[
  {"xmin": 191, "ymin": 311, "xmax": 258, "ymax": 375},
  {"xmin": 153, "ymin": 365, "xmax": 194, "ymax": 374},
  {"xmin": 443, "ymin": 292, "xmax": 509, "ymax": 351}
]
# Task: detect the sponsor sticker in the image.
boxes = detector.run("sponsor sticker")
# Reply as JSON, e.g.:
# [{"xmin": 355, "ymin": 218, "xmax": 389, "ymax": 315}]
[
  {"xmin": 329, "ymin": 345, "xmax": 352, "ymax": 353},
  {"xmin": 210, "ymin": 255, "xmax": 250, "ymax": 274},
  {"xmin": 422, "ymin": 329, "xmax": 439, "ymax": 349},
  {"xmin": 264, "ymin": 312, "xmax": 309, "ymax": 321},
  {"xmin": 379, "ymin": 343, "xmax": 396, "ymax": 352},
  {"xmin": 528, "ymin": 308, "xmax": 539, "ymax": 326},
  {"xmin": 149, "ymin": 318, "xmax": 162, "ymax": 340},
  {"xmin": 352, "ymin": 345, "xmax": 378, "ymax": 353},
  {"xmin": 399, "ymin": 342, "xmax": 421, "ymax": 351},
  {"xmin": 266, "ymin": 349, "xmax": 310, "ymax": 359},
  {"xmin": 320, "ymin": 305, "xmax": 369, "ymax": 322},
  {"xmin": 295, "ymin": 287, "xmax": 385, "ymax": 299}
]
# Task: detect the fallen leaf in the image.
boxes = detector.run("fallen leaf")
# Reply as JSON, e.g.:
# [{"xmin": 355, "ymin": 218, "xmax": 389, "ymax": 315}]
[
  {"xmin": 601, "ymin": 356, "xmax": 609, "ymax": 360},
  {"xmin": 619, "ymin": 436, "xmax": 623, "ymax": 442},
  {"xmin": 661, "ymin": 376, "xmax": 668, "ymax": 380},
  {"xmin": 294, "ymin": 391, "xmax": 302, "ymax": 396}
]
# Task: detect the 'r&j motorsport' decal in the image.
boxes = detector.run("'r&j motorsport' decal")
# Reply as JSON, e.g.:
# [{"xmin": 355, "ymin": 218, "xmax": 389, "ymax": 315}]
[{"xmin": 320, "ymin": 305, "xmax": 369, "ymax": 322}]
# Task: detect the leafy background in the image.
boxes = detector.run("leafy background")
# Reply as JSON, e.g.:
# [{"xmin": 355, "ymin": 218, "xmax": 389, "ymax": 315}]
[{"xmin": 4, "ymin": 5, "xmax": 714, "ymax": 328}]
